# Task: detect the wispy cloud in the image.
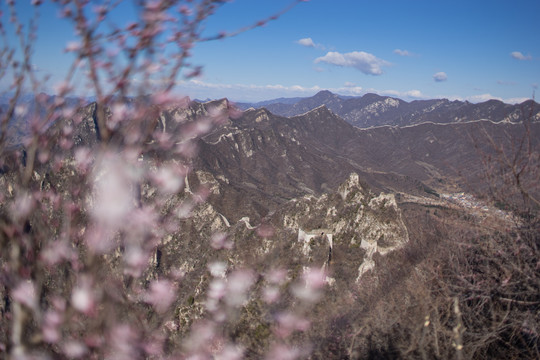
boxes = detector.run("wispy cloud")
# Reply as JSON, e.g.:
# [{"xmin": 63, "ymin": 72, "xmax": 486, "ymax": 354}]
[
  {"xmin": 178, "ymin": 79, "xmax": 429, "ymax": 102},
  {"xmin": 314, "ymin": 51, "xmax": 390, "ymax": 75},
  {"xmin": 433, "ymin": 72, "xmax": 448, "ymax": 82},
  {"xmin": 296, "ymin": 37, "xmax": 325, "ymax": 50},
  {"xmin": 510, "ymin": 51, "xmax": 532, "ymax": 61},
  {"xmin": 505, "ymin": 97, "xmax": 531, "ymax": 104},
  {"xmin": 393, "ymin": 49, "xmax": 416, "ymax": 57},
  {"xmin": 179, "ymin": 79, "xmax": 322, "ymax": 101},
  {"xmin": 296, "ymin": 37, "xmax": 315, "ymax": 47},
  {"xmin": 179, "ymin": 79, "xmax": 532, "ymax": 105},
  {"xmin": 376, "ymin": 89, "xmax": 426, "ymax": 99},
  {"xmin": 467, "ymin": 93, "xmax": 503, "ymax": 103}
]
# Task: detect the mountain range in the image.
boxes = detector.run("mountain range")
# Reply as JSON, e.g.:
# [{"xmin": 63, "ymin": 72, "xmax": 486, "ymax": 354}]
[{"xmin": 235, "ymin": 90, "xmax": 540, "ymax": 128}]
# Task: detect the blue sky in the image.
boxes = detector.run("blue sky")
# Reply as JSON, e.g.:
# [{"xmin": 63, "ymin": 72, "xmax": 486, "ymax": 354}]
[{"xmin": 3, "ymin": 0, "xmax": 540, "ymax": 103}]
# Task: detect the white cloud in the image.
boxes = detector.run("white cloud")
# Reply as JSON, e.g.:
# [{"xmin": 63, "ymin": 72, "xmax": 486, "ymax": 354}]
[
  {"xmin": 505, "ymin": 97, "xmax": 531, "ymax": 104},
  {"xmin": 334, "ymin": 87, "xmax": 426, "ymax": 100},
  {"xmin": 403, "ymin": 90, "xmax": 424, "ymax": 98},
  {"xmin": 466, "ymin": 94, "xmax": 535, "ymax": 104},
  {"xmin": 393, "ymin": 49, "xmax": 415, "ymax": 57},
  {"xmin": 178, "ymin": 79, "xmax": 324, "ymax": 101},
  {"xmin": 296, "ymin": 38, "xmax": 324, "ymax": 49},
  {"xmin": 180, "ymin": 79, "xmax": 432, "ymax": 102},
  {"xmin": 510, "ymin": 51, "xmax": 532, "ymax": 61},
  {"xmin": 181, "ymin": 79, "xmax": 531, "ymax": 105},
  {"xmin": 335, "ymin": 86, "xmax": 364, "ymax": 96},
  {"xmin": 314, "ymin": 51, "xmax": 390, "ymax": 75},
  {"xmin": 467, "ymin": 93, "xmax": 503, "ymax": 103},
  {"xmin": 455, "ymin": 94, "xmax": 529, "ymax": 104},
  {"xmin": 297, "ymin": 38, "xmax": 316, "ymax": 47},
  {"xmin": 433, "ymin": 72, "xmax": 448, "ymax": 82}
]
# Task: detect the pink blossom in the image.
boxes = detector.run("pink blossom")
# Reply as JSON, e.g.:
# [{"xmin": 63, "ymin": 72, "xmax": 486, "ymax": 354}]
[
  {"xmin": 176, "ymin": 141, "xmax": 199, "ymax": 158},
  {"xmin": 215, "ymin": 344, "xmax": 244, "ymax": 360},
  {"xmin": 265, "ymin": 344, "xmax": 301, "ymax": 360},
  {"xmin": 43, "ymin": 310, "xmax": 63, "ymax": 343},
  {"xmin": 142, "ymin": 335, "xmax": 165, "ymax": 356},
  {"xmin": 90, "ymin": 154, "xmax": 138, "ymax": 229},
  {"xmin": 59, "ymin": 137, "xmax": 74, "ymax": 150},
  {"xmin": 109, "ymin": 103, "xmax": 130, "ymax": 127},
  {"xmin": 12, "ymin": 280, "xmax": 37, "ymax": 309},
  {"xmin": 54, "ymin": 81, "xmax": 72, "ymax": 96},
  {"xmin": 126, "ymin": 206, "xmax": 158, "ymax": 237},
  {"xmin": 275, "ymin": 312, "xmax": 310, "ymax": 338},
  {"xmin": 193, "ymin": 186, "xmax": 211, "ymax": 203},
  {"xmin": 110, "ymin": 324, "xmax": 138, "ymax": 360},
  {"xmin": 208, "ymin": 261, "xmax": 227, "ymax": 277},
  {"xmin": 74, "ymin": 147, "xmax": 93, "ymax": 173},
  {"xmin": 227, "ymin": 105, "xmax": 243, "ymax": 120},
  {"xmin": 266, "ymin": 268, "xmax": 287, "ymax": 285},
  {"xmin": 61, "ymin": 107, "xmax": 76, "ymax": 119},
  {"xmin": 208, "ymin": 278, "xmax": 226, "ymax": 299},
  {"xmin": 176, "ymin": 202, "xmax": 195, "ymax": 219},
  {"xmin": 169, "ymin": 267, "xmax": 186, "ymax": 280},
  {"xmin": 40, "ymin": 240, "xmax": 75, "ymax": 266},
  {"xmin": 145, "ymin": 280, "xmax": 176, "ymax": 312},
  {"xmin": 210, "ymin": 232, "xmax": 233, "ymax": 250},
  {"xmin": 71, "ymin": 281, "xmax": 95, "ymax": 315},
  {"xmin": 62, "ymin": 341, "xmax": 88, "ymax": 358},
  {"xmin": 263, "ymin": 286, "xmax": 280, "ymax": 304},
  {"xmin": 10, "ymin": 192, "xmax": 34, "ymax": 221},
  {"xmin": 123, "ymin": 245, "xmax": 149, "ymax": 278},
  {"xmin": 292, "ymin": 267, "xmax": 327, "ymax": 302},
  {"xmin": 14, "ymin": 105, "xmax": 28, "ymax": 117},
  {"xmin": 52, "ymin": 297, "xmax": 66, "ymax": 311},
  {"xmin": 38, "ymin": 150, "xmax": 50, "ymax": 163},
  {"xmin": 65, "ymin": 41, "xmax": 81, "ymax": 52},
  {"xmin": 164, "ymin": 320, "xmax": 178, "ymax": 332},
  {"xmin": 152, "ymin": 166, "xmax": 185, "ymax": 194},
  {"xmin": 225, "ymin": 270, "xmax": 255, "ymax": 307},
  {"xmin": 256, "ymin": 224, "xmax": 275, "ymax": 238},
  {"xmin": 152, "ymin": 91, "xmax": 175, "ymax": 106},
  {"xmin": 303, "ymin": 267, "xmax": 327, "ymax": 289},
  {"xmin": 183, "ymin": 320, "xmax": 216, "ymax": 353}
]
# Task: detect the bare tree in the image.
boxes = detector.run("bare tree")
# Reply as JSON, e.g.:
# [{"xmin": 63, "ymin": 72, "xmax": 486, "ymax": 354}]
[{"xmin": 0, "ymin": 1, "xmax": 321, "ymax": 359}]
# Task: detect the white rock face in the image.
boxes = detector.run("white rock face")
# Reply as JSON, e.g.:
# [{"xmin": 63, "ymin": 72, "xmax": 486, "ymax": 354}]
[
  {"xmin": 338, "ymin": 172, "xmax": 360, "ymax": 200},
  {"xmin": 298, "ymin": 228, "xmax": 333, "ymax": 256},
  {"xmin": 354, "ymin": 191, "xmax": 409, "ymax": 280},
  {"xmin": 196, "ymin": 170, "xmax": 220, "ymax": 195},
  {"xmin": 363, "ymin": 98, "xmax": 400, "ymax": 115},
  {"xmin": 286, "ymin": 173, "xmax": 409, "ymax": 282}
]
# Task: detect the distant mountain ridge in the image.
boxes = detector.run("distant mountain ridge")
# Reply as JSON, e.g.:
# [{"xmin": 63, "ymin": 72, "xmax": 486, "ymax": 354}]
[{"xmin": 236, "ymin": 90, "xmax": 540, "ymax": 128}]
